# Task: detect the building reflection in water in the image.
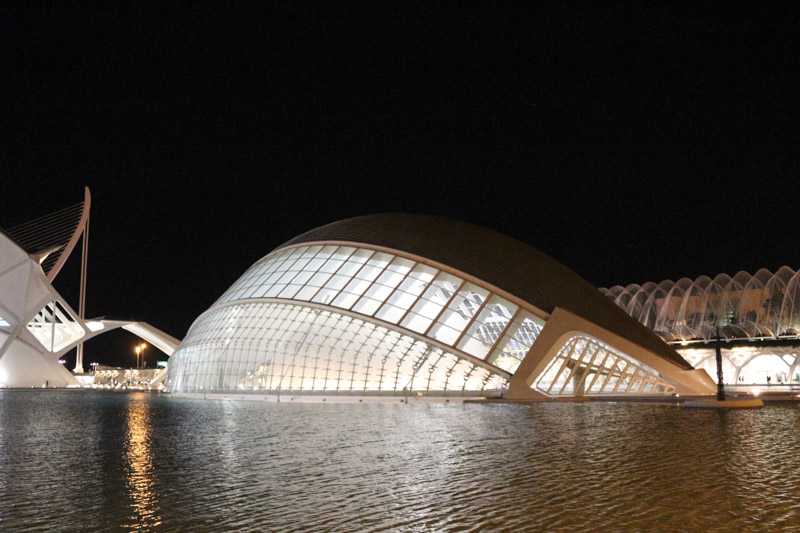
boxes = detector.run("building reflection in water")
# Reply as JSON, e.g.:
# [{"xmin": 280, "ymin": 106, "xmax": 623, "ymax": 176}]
[{"xmin": 124, "ymin": 395, "xmax": 162, "ymax": 530}]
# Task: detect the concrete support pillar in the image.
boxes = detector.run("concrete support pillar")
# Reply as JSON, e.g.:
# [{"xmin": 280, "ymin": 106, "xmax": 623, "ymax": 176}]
[{"xmin": 572, "ymin": 365, "xmax": 586, "ymax": 396}]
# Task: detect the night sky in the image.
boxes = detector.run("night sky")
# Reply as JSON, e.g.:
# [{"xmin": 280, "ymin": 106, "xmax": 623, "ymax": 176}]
[{"xmin": 3, "ymin": 4, "xmax": 799, "ymax": 367}]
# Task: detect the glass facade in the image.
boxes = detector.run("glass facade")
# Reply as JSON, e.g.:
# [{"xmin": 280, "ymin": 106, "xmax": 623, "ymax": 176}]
[
  {"xmin": 168, "ymin": 244, "xmax": 548, "ymax": 395},
  {"xmin": 534, "ymin": 335, "xmax": 675, "ymax": 396},
  {"xmin": 168, "ymin": 302, "xmax": 507, "ymax": 395}
]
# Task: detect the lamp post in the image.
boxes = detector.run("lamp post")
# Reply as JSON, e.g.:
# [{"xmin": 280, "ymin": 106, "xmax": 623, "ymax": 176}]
[
  {"xmin": 133, "ymin": 342, "xmax": 148, "ymax": 369},
  {"xmin": 715, "ymin": 325, "xmax": 726, "ymax": 401}
]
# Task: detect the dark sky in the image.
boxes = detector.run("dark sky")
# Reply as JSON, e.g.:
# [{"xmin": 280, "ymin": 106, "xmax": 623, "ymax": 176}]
[{"xmin": 2, "ymin": 4, "xmax": 799, "ymax": 367}]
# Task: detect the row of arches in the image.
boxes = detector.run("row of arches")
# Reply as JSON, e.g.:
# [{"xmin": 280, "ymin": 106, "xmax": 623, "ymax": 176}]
[{"xmin": 601, "ymin": 266, "xmax": 800, "ymax": 342}]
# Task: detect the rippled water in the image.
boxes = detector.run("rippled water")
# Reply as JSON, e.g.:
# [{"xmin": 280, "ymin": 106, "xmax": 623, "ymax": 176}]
[{"xmin": 2, "ymin": 391, "xmax": 800, "ymax": 531}]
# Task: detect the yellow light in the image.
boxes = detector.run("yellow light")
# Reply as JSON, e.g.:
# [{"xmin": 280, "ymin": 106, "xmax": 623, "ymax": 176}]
[
  {"xmin": 752, "ymin": 388, "xmax": 761, "ymax": 396},
  {"xmin": 135, "ymin": 346, "xmax": 141, "ymax": 354}
]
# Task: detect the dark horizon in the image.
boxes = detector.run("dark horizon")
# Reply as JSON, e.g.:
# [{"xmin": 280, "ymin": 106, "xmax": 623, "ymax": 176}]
[{"xmin": 3, "ymin": 4, "xmax": 799, "ymax": 367}]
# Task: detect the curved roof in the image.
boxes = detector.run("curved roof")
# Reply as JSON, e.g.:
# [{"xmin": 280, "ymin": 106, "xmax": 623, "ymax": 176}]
[{"xmin": 278, "ymin": 214, "xmax": 692, "ymax": 370}]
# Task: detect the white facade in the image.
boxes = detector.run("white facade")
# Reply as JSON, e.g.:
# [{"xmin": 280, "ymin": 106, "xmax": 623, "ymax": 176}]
[{"xmin": 0, "ymin": 230, "xmax": 84, "ymax": 387}]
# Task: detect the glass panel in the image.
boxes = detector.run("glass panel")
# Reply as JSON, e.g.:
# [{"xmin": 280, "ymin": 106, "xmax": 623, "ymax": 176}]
[
  {"xmin": 315, "ymin": 245, "xmax": 338, "ymax": 260},
  {"xmin": 386, "ymin": 257, "xmax": 415, "ymax": 274},
  {"xmin": 308, "ymin": 272, "xmax": 333, "ymax": 287},
  {"xmin": 402, "ymin": 312, "xmax": 433, "ymax": 334},
  {"xmin": 323, "ymin": 274, "xmax": 350, "ymax": 292},
  {"xmin": 435, "ymin": 283, "xmax": 489, "ymax": 337},
  {"xmin": 428, "ymin": 323, "xmax": 460, "ymax": 345},
  {"xmin": 265, "ymin": 284, "xmax": 285, "ymax": 297},
  {"xmin": 294, "ymin": 285, "xmax": 319, "ymax": 301},
  {"xmin": 332, "ymin": 246, "xmax": 355, "ymax": 260},
  {"xmin": 319, "ymin": 258, "xmax": 345, "ymax": 274},
  {"xmin": 337, "ymin": 260, "xmax": 363, "ymax": 277},
  {"xmin": 365, "ymin": 252, "xmax": 393, "ymax": 270},
  {"xmin": 312, "ymin": 288, "xmax": 338, "ymax": 305},
  {"xmin": 291, "ymin": 270, "xmax": 314, "ymax": 286},
  {"xmin": 348, "ymin": 248, "xmax": 372, "ymax": 263},
  {"xmin": 375, "ymin": 304, "xmax": 406, "ymax": 324},
  {"xmin": 355, "ymin": 264, "xmax": 383, "ymax": 283},
  {"xmin": 279, "ymin": 284, "xmax": 302, "ymax": 299},
  {"xmin": 456, "ymin": 294, "xmax": 508, "ymax": 359},
  {"xmin": 331, "ymin": 291, "xmax": 360, "ymax": 309},
  {"xmin": 305, "ymin": 257, "xmax": 327, "ymax": 272},
  {"xmin": 351, "ymin": 297, "xmax": 383, "ymax": 317},
  {"xmin": 378, "ymin": 291, "xmax": 417, "ymax": 316},
  {"xmin": 338, "ymin": 278, "xmax": 373, "ymax": 303},
  {"xmin": 168, "ymin": 302, "xmax": 509, "ymax": 396}
]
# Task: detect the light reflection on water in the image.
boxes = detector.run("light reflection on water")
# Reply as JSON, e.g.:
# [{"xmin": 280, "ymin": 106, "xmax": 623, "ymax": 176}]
[
  {"xmin": 124, "ymin": 397, "xmax": 161, "ymax": 530},
  {"xmin": 2, "ymin": 391, "xmax": 800, "ymax": 531}
]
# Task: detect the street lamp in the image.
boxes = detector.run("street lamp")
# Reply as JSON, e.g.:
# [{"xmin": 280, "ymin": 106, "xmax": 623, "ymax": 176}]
[{"xmin": 133, "ymin": 342, "xmax": 148, "ymax": 369}]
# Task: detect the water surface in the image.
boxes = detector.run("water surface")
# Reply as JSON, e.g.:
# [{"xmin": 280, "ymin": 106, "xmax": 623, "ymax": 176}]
[{"xmin": 2, "ymin": 390, "xmax": 799, "ymax": 531}]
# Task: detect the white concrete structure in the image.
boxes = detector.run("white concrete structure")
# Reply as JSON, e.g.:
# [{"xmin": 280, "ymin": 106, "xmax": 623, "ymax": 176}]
[
  {"xmin": 0, "ymin": 191, "xmax": 178, "ymax": 388},
  {"xmin": 168, "ymin": 215, "xmax": 716, "ymax": 399}
]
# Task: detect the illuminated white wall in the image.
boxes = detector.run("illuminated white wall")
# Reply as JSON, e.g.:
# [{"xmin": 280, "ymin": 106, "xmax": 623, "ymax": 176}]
[{"xmin": 0, "ymin": 233, "xmax": 80, "ymax": 387}]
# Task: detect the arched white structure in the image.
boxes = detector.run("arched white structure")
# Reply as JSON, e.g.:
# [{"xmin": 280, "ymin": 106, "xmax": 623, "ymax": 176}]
[
  {"xmin": 168, "ymin": 215, "xmax": 715, "ymax": 399},
  {"xmin": 601, "ymin": 267, "xmax": 800, "ymax": 342},
  {"xmin": 602, "ymin": 267, "xmax": 800, "ymax": 385}
]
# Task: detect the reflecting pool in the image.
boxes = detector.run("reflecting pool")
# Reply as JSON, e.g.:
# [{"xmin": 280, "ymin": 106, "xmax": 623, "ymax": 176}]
[{"xmin": 2, "ymin": 390, "xmax": 800, "ymax": 531}]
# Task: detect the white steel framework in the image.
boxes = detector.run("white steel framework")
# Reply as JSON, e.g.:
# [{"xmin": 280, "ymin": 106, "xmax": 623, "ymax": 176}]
[
  {"xmin": 601, "ymin": 267, "xmax": 800, "ymax": 343},
  {"xmin": 602, "ymin": 267, "xmax": 800, "ymax": 386}
]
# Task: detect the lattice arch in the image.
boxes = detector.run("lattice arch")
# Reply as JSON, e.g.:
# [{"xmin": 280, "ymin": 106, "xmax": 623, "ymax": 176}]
[{"xmin": 601, "ymin": 267, "xmax": 800, "ymax": 342}]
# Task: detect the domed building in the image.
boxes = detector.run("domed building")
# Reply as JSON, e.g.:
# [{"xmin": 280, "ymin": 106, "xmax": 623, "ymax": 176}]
[{"xmin": 166, "ymin": 215, "xmax": 716, "ymax": 400}]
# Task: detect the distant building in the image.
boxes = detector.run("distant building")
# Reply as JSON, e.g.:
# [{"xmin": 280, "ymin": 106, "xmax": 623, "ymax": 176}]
[
  {"xmin": 93, "ymin": 366, "xmax": 162, "ymax": 388},
  {"xmin": 167, "ymin": 214, "xmax": 716, "ymax": 399},
  {"xmin": 602, "ymin": 269, "xmax": 800, "ymax": 384}
]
